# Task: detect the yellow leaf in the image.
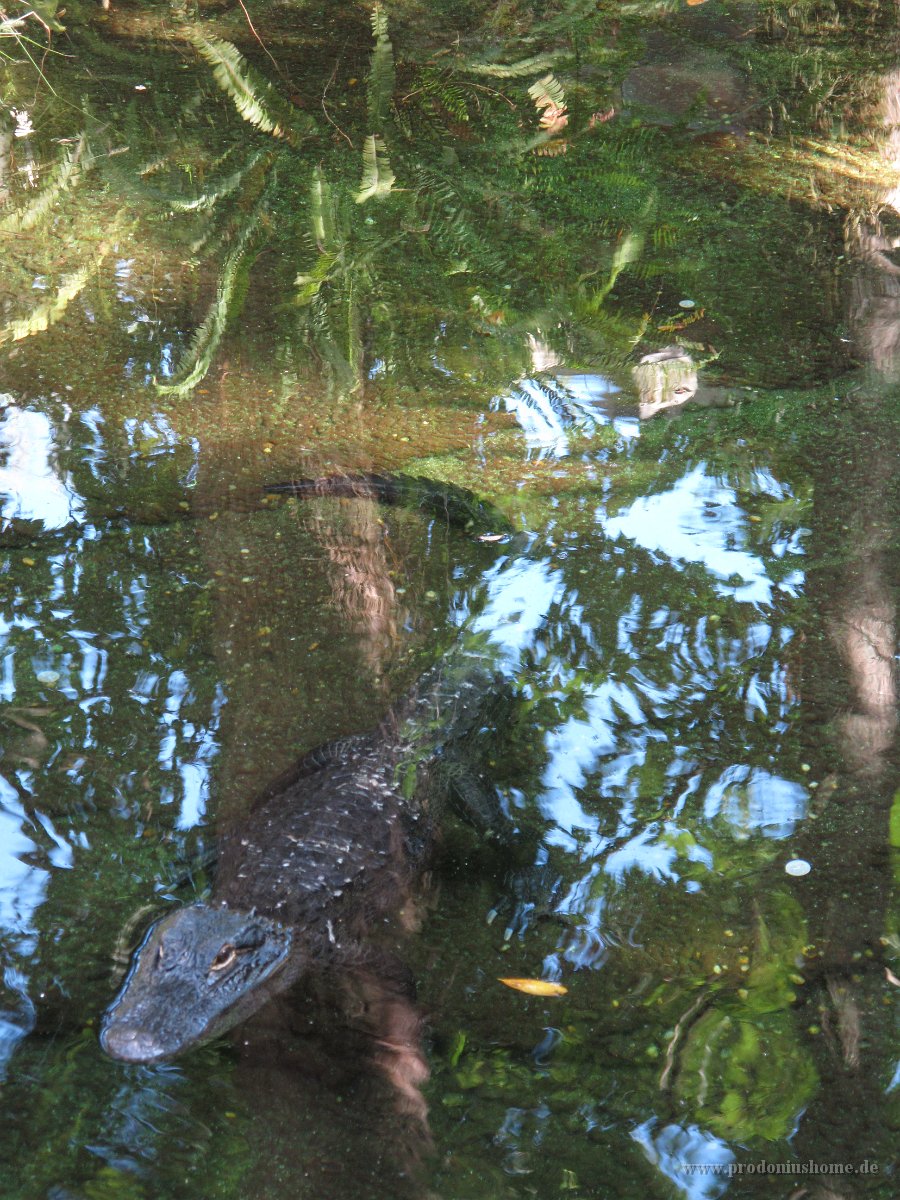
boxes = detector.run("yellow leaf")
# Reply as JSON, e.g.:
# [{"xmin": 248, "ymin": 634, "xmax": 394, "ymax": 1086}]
[{"xmin": 499, "ymin": 977, "xmax": 568, "ymax": 996}]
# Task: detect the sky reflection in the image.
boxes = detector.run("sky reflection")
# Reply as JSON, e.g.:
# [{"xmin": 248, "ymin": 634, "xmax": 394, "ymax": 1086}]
[
  {"xmin": 498, "ymin": 372, "xmax": 640, "ymax": 455},
  {"xmin": 0, "ymin": 403, "xmax": 85, "ymax": 530},
  {"xmin": 600, "ymin": 464, "xmax": 804, "ymax": 604}
]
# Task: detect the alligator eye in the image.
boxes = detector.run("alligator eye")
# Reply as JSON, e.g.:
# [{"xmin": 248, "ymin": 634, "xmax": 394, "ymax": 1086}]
[{"xmin": 210, "ymin": 944, "xmax": 237, "ymax": 972}]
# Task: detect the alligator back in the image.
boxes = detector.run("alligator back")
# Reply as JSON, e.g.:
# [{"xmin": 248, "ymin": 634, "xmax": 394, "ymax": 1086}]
[{"xmin": 215, "ymin": 730, "xmax": 426, "ymax": 940}]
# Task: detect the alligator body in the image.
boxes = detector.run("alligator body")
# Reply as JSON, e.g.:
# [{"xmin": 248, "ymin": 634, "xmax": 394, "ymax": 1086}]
[
  {"xmin": 264, "ymin": 471, "xmax": 513, "ymax": 536},
  {"xmin": 101, "ymin": 474, "xmax": 513, "ymax": 1064},
  {"xmin": 102, "ymin": 666, "xmax": 500, "ymax": 1063}
]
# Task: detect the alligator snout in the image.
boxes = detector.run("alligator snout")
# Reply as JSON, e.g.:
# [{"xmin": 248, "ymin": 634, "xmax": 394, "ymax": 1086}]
[{"xmin": 100, "ymin": 1022, "xmax": 171, "ymax": 1064}]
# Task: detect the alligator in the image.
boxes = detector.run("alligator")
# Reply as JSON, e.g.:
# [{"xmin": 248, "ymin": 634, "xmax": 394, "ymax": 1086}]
[{"xmin": 101, "ymin": 474, "xmax": 519, "ymax": 1064}]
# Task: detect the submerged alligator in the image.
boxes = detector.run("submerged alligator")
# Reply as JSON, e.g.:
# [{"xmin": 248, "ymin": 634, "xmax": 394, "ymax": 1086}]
[{"xmin": 101, "ymin": 474, "xmax": 519, "ymax": 1064}]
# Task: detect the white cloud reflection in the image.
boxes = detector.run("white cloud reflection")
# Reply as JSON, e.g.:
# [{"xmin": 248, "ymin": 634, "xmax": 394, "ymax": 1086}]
[
  {"xmin": 601, "ymin": 464, "xmax": 803, "ymax": 604},
  {"xmin": 0, "ymin": 403, "xmax": 85, "ymax": 530}
]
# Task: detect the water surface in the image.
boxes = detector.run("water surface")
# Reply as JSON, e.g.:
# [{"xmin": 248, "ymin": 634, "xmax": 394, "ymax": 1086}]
[{"xmin": 0, "ymin": 2, "xmax": 897, "ymax": 1198}]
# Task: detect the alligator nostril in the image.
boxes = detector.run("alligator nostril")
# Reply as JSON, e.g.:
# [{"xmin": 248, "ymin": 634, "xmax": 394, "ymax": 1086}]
[{"xmin": 100, "ymin": 1023, "xmax": 169, "ymax": 1064}]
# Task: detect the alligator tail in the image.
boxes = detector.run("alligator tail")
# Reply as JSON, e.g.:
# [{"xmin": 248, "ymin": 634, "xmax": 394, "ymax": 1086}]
[{"xmin": 264, "ymin": 473, "xmax": 512, "ymax": 537}]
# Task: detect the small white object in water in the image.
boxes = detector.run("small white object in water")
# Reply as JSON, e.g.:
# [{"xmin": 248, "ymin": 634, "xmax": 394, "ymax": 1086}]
[
  {"xmin": 785, "ymin": 858, "xmax": 811, "ymax": 877},
  {"xmin": 12, "ymin": 110, "xmax": 35, "ymax": 138},
  {"xmin": 678, "ymin": 299, "xmax": 696, "ymax": 309},
  {"xmin": 36, "ymin": 670, "xmax": 60, "ymax": 685}
]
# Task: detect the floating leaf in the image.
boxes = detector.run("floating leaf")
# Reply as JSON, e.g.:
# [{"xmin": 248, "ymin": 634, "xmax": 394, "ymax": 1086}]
[{"xmin": 499, "ymin": 977, "xmax": 568, "ymax": 996}]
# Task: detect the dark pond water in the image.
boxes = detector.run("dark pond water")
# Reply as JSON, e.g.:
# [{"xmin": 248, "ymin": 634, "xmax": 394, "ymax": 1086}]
[{"xmin": 0, "ymin": 1, "xmax": 897, "ymax": 1198}]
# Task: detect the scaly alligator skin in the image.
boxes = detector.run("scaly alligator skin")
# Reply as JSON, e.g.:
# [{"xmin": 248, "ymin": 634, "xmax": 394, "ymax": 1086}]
[
  {"xmin": 101, "ymin": 673, "xmax": 495, "ymax": 1063},
  {"xmin": 102, "ymin": 473, "xmax": 512, "ymax": 1064}
]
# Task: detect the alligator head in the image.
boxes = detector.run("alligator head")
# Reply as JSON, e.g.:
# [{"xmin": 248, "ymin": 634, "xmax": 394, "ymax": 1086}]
[{"xmin": 100, "ymin": 904, "xmax": 294, "ymax": 1063}]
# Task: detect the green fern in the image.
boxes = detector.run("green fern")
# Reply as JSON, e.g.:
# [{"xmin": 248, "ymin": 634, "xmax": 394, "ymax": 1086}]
[
  {"xmin": 531, "ymin": 0, "xmax": 602, "ymax": 39},
  {"xmin": 528, "ymin": 73, "xmax": 566, "ymax": 111},
  {"xmin": 652, "ymin": 223, "xmax": 679, "ymax": 249},
  {"xmin": 169, "ymin": 147, "xmax": 270, "ymax": 212},
  {"xmin": 295, "ymin": 250, "xmax": 339, "ymax": 305},
  {"xmin": 0, "ymin": 263, "xmax": 93, "ymax": 344},
  {"xmin": 462, "ymin": 52, "xmax": 559, "ymax": 78},
  {"xmin": 411, "ymin": 66, "xmax": 471, "ymax": 124},
  {"xmin": 408, "ymin": 165, "xmax": 510, "ymax": 277},
  {"xmin": 309, "ymin": 166, "xmax": 335, "ymax": 248},
  {"xmin": 0, "ymin": 134, "xmax": 92, "ymax": 232},
  {"xmin": 187, "ymin": 31, "xmax": 310, "ymax": 145},
  {"xmin": 156, "ymin": 213, "xmax": 261, "ymax": 395},
  {"xmin": 367, "ymin": 2, "xmax": 395, "ymax": 130},
  {"xmin": 355, "ymin": 135, "xmax": 395, "ymax": 203}
]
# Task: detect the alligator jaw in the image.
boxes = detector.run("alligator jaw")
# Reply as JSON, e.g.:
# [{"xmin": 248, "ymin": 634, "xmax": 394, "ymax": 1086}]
[{"xmin": 101, "ymin": 904, "xmax": 294, "ymax": 1063}]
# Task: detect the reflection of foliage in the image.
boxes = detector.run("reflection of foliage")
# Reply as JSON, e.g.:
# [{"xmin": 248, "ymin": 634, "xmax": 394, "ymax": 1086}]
[
  {"xmin": 1, "ymin": 0, "xmax": 897, "ymax": 393},
  {"xmin": 367, "ymin": 2, "xmax": 395, "ymax": 130},
  {"xmin": 0, "ymin": 262, "xmax": 92, "ymax": 344},
  {"xmin": 188, "ymin": 30, "xmax": 307, "ymax": 143},
  {"xmin": 1, "ymin": 6, "xmax": 898, "ymax": 1198},
  {"xmin": 668, "ymin": 895, "xmax": 818, "ymax": 1143},
  {"xmin": 355, "ymin": 133, "xmax": 395, "ymax": 202},
  {"xmin": 0, "ymin": 1026, "xmax": 251, "ymax": 1200},
  {"xmin": 0, "ymin": 0, "xmax": 62, "ymax": 78},
  {"xmin": 761, "ymin": 0, "xmax": 897, "ymax": 134},
  {"xmin": 0, "ymin": 1, "xmax": 675, "ymax": 394},
  {"xmin": 156, "ymin": 206, "xmax": 264, "ymax": 395},
  {"xmin": 675, "ymin": 1008, "xmax": 818, "ymax": 1141},
  {"xmin": 0, "ymin": 133, "xmax": 91, "ymax": 231}
]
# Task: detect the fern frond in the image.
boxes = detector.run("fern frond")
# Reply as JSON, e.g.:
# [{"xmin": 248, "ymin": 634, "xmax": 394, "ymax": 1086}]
[
  {"xmin": 0, "ymin": 134, "xmax": 92, "ymax": 232},
  {"xmin": 309, "ymin": 165, "xmax": 335, "ymax": 248},
  {"xmin": 580, "ymin": 230, "xmax": 647, "ymax": 313},
  {"xmin": 187, "ymin": 31, "xmax": 309, "ymax": 145},
  {"xmin": 169, "ymin": 147, "xmax": 270, "ymax": 212},
  {"xmin": 412, "ymin": 66, "xmax": 471, "ymax": 124},
  {"xmin": 652, "ymin": 223, "xmax": 679, "ymax": 249},
  {"xmin": 408, "ymin": 165, "xmax": 510, "ymax": 277},
  {"xmin": 156, "ymin": 215, "xmax": 261, "ymax": 395},
  {"xmin": 370, "ymin": 2, "xmax": 388, "ymax": 41},
  {"xmin": 355, "ymin": 134, "xmax": 395, "ymax": 203},
  {"xmin": 528, "ymin": 73, "xmax": 565, "ymax": 111},
  {"xmin": 0, "ymin": 261, "xmax": 95, "ymax": 344},
  {"xmin": 532, "ymin": 0, "xmax": 599, "ymax": 39},
  {"xmin": 462, "ymin": 53, "xmax": 559, "ymax": 78},
  {"xmin": 295, "ymin": 250, "xmax": 338, "ymax": 305},
  {"xmin": 367, "ymin": 2, "xmax": 395, "ymax": 129}
]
